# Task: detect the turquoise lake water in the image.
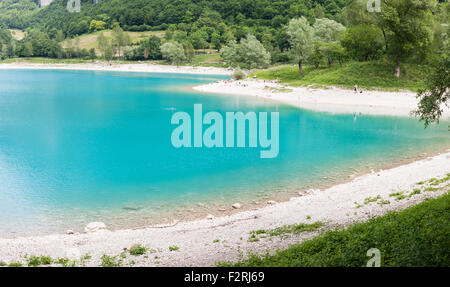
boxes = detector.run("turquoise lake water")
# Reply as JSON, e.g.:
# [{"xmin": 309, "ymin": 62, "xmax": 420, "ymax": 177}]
[{"xmin": 0, "ymin": 69, "xmax": 449, "ymax": 237}]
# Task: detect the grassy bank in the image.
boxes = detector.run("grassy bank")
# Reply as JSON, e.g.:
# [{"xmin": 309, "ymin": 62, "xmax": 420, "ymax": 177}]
[
  {"xmin": 219, "ymin": 191, "xmax": 450, "ymax": 267},
  {"xmin": 253, "ymin": 61, "xmax": 429, "ymax": 92}
]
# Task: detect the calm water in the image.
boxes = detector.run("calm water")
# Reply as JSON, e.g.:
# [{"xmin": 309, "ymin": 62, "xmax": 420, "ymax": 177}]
[{"xmin": 0, "ymin": 69, "xmax": 449, "ymax": 236}]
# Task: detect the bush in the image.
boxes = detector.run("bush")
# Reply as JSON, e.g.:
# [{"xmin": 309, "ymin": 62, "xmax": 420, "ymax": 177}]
[{"xmin": 232, "ymin": 68, "xmax": 246, "ymax": 80}]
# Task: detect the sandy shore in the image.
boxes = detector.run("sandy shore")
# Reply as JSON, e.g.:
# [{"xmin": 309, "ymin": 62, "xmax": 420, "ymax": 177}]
[
  {"xmin": 194, "ymin": 79, "xmax": 450, "ymax": 118},
  {"xmin": 0, "ymin": 62, "xmax": 232, "ymax": 76},
  {"xmin": 0, "ymin": 151, "xmax": 448, "ymax": 266}
]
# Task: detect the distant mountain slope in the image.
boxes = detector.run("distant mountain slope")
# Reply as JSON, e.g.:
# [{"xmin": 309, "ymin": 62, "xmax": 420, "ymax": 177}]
[
  {"xmin": 0, "ymin": 0, "xmax": 39, "ymax": 29},
  {"xmin": 1, "ymin": 0, "xmax": 351, "ymax": 35}
]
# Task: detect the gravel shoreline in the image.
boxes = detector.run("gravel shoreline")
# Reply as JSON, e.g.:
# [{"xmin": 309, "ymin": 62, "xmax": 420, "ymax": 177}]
[
  {"xmin": 0, "ymin": 62, "xmax": 448, "ymax": 266},
  {"xmin": 0, "ymin": 152, "xmax": 448, "ymax": 266}
]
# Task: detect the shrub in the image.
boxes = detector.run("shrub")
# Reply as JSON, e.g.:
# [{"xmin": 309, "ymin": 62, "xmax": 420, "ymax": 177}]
[{"xmin": 232, "ymin": 68, "xmax": 246, "ymax": 80}]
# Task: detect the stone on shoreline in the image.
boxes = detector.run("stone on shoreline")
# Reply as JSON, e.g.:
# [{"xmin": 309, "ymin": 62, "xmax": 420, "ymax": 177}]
[
  {"xmin": 232, "ymin": 203, "xmax": 242, "ymax": 209},
  {"xmin": 84, "ymin": 222, "xmax": 107, "ymax": 233}
]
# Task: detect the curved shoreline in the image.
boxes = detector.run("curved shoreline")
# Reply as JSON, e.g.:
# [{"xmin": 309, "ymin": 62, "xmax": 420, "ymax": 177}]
[
  {"xmin": 193, "ymin": 78, "xmax": 450, "ymax": 118},
  {"xmin": 0, "ymin": 151, "xmax": 448, "ymax": 266},
  {"xmin": 0, "ymin": 62, "xmax": 449, "ymax": 266},
  {"xmin": 0, "ymin": 62, "xmax": 232, "ymax": 76}
]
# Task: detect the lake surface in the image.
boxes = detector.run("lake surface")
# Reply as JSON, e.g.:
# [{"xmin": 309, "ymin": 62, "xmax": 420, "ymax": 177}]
[{"xmin": 0, "ymin": 69, "xmax": 449, "ymax": 237}]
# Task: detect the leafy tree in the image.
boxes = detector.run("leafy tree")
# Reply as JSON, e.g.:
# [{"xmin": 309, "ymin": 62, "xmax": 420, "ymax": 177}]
[
  {"xmin": 55, "ymin": 30, "xmax": 64, "ymax": 43},
  {"xmin": 377, "ymin": 0, "xmax": 436, "ymax": 77},
  {"xmin": 160, "ymin": 41, "xmax": 185, "ymax": 64},
  {"xmin": 313, "ymin": 18, "xmax": 345, "ymax": 43},
  {"xmin": 413, "ymin": 53, "xmax": 449, "ymax": 127},
  {"xmin": 89, "ymin": 20, "xmax": 107, "ymax": 32},
  {"xmin": 104, "ymin": 41, "xmax": 114, "ymax": 61},
  {"xmin": 220, "ymin": 40, "xmax": 239, "ymax": 66},
  {"xmin": 97, "ymin": 32, "xmax": 109, "ymax": 59},
  {"xmin": 287, "ymin": 17, "xmax": 314, "ymax": 75},
  {"xmin": 112, "ymin": 25, "xmax": 130, "ymax": 58},
  {"xmin": 341, "ymin": 24, "xmax": 383, "ymax": 61},
  {"xmin": 220, "ymin": 35, "xmax": 270, "ymax": 68},
  {"xmin": 211, "ymin": 31, "xmax": 221, "ymax": 49},
  {"xmin": 237, "ymin": 34, "xmax": 271, "ymax": 68}
]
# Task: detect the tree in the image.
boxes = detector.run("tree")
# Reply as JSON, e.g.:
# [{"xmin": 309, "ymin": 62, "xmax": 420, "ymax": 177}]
[
  {"xmin": 313, "ymin": 18, "xmax": 345, "ymax": 43},
  {"xmin": 237, "ymin": 34, "xmax": 271, "ymax": 68},
  {"xmin": 104, "ymin": 42, "xmax": 113, "ymax": 61},
  {"xmin": 287, "ymin": 17, "xmax": 314, "ymax": 75},
  {"xmin": 55, "ymin": 30, "xmax": 64, "ymax": 43},
  {"xmin": 220, "ymin": 40, "xmax": 239, "ymax": 66},
  {"xmin": 312, "ymin": 18, "xmax": 346, "ymax": 67},
  {"xmin": 89, "ymin": 20, "xmax": 107, "ymax": 32},
  {"xmin": 160, "ymin": 41, "xmax": 185, "ymax": 64},
  {"xmin": 219, "ymin": 35, "xmax": 271, "ymax": 68},
  {"xmin": 413, "ymin": 53, "xmax": 449, "ymax": 127},
  {"xmin": 377, "ymin": 0, "xmax": 436, "ymax": 77},
  {"xmin": 341, "ymin": 24, "xmax": 383, "ymax": 61},
  {"xmin": 112, "ymin": 25, "xmax": 130, "ymax": 58},
  {"xmin": 97, "ymin": 32, "xmax": 109, "ymax": 59},
  {"xmin": 146, "ymin": 36, "xmax": 162, "ymax": 60},
  {"xmin": 211, "ymin": 31, "xmax": 221, "ymax": 50}
]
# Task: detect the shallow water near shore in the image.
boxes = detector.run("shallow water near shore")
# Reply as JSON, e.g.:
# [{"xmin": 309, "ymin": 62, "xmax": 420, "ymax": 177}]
[{"xmin": 0, "ymin": 69, "xmax": 449, "ymax": 237}]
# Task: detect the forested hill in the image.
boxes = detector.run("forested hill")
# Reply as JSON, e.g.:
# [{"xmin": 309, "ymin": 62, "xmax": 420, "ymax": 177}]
[
  {"xmin": 2, "ymin": 0, "xmax": 351, "ymax": 35},
  {"xmin": 0, "ymin": 0, "xmax": 38, "ymax": 28}
]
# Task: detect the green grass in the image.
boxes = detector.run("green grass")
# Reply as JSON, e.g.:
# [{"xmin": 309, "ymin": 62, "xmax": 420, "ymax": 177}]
[
  {"xmin": 100, "ymin": 254, "xmax": 122, "ymax": 267},
  {"xmin": 168, "ymin": 245, "xmax": 180, "ymax": 251},
  {"xmin": 251, "ymin": 222, "xmax": 324, "ymax": 238},
  {"xmin": 252, "ymin": 61, "xmax": 429, "ymax": 92},
  {"xmin": 218, "ymin": 192, "xmax": 450, "ymax": 267},
  {"xmin": 129, "ymin": 244, "xmax": 147, "ymax": 256},
  {"xmin": 27, "ymin": 255, "xmax": 53, "ymax": 267}
]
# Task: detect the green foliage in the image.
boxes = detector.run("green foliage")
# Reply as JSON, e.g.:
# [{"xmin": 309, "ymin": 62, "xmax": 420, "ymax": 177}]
[
  {"xmin": 101, "ymin": 254, "xmax": 122, "ymax": 267},
  {"xmin": 125, "ymin": 35, "xmax": 162, "ymax": 61},
  {"xmin": 129, "ymin": 244, "xmax": 147, "ymax": 256},
  {"xmin": 220, "ymin": 34, "xmax": 270, "ymax": 68},
  {"xmin": 377, "ymin": 0, "xmax": 436, "ymax": 77},
  {"xmin": 219, "ymin": 192, "xmax": 450, "ymax": 267},
  {"xmin": 249, "ymin": 222, "xmax": 324, "ymax": 239},
  {"xmin": 413, "ymin": 53, "xmax": 450, "ymax": 127},
  {"xmin": 89, "ymin": 20, "xmax": 107, "ymax": 32},
  {"xmin": 160, "ymin": 41, "xmax": 185, "ymax": 64},
  {"xmin": 341, "ymin": 24, "xmax": 384, "ymax": 61},
  {"xmin": 168, "ymin": 245, "xmax": 180, "ymax": 251},
  {"xmin": 27, "ymin": 255, "xmax": 53, "ymax": 267},
  {"xmin": 313, "ymin": 18, "xmax": 345, "ymax": 43},
  {"xmin": 232, "ymin": 68, "xmax": 246, "ymax": 80},
  {"xmin": 286, "ymin": 17, "xmax": 314, "ymax": 74},
  {"xmin": 253, "ymin": 61, "xmax": 428, "ymax": 91},
  {"xmin": 112, "ymin": 25, "xmax": 130, "ymax": 58}
]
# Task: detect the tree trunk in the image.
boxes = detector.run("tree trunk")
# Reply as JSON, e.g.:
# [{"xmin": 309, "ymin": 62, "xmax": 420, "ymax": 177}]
[
  {"xmin": 395, "ymin": 48, "xmax": 402, "ymax": 78},
  {"xmin": 382, "ymin": 28, "xmax": 389, "ymax": 62},
  {"xmin": 298, "ymin": 59, "xmax": 304, "ymax": 76}
]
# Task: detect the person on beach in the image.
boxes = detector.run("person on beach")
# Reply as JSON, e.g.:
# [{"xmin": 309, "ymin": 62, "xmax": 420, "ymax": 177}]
[{"xmin": 354, "ymin": 84, "xmax": 358, "ymax": 93}]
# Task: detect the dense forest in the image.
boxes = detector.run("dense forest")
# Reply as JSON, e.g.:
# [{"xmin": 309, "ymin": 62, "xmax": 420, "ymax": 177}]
[{"xmin": 0, "ymin": 1, "xmax": 448, "ymax": 77}]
